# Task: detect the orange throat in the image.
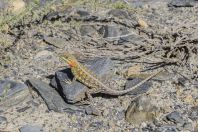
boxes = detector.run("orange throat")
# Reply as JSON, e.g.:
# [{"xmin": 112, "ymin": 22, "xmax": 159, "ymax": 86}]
[{"xmin": 68, "ymin": 60, "xmax": 77, "ymax": 68}]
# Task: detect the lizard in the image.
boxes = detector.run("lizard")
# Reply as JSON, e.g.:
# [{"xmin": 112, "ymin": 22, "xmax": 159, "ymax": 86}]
[{"xmin": 59, "ymin": 52, "xmax": 162, "ymax": 98}]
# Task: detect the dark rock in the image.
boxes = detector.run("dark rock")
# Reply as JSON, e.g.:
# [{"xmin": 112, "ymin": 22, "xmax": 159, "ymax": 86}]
[
  {"xmin": 16, "ymin": 106, "xmax": 31, "ymax": 113},
  {"xmin": 85, "ymin": 106, "xmax": 101, "ymax": 116},
  {"xmin": 76, "ymin": 9, "xmax": 90, "ymax": 17},
  {"xmin": 98, "ymin": 25, "xmax": 129, "ymax": 40},
  {"xmin": 43, "ymin": 36, "xmax": 68, "ymax": 48},
  {"xmin": 177, "ymin": 77, "xmax": 187, "ymax": 86},
  {"xmin": 125, "ymin": 96, "xmax": 161, "ymax": 125},
  {"xmin": 80, "ymin": 25, "xmax": 98, "ymax": 37},
  {"xmin": 73, "ymin": 9, "xmax": 98, "ymax": 21},
  {"xmin": 19, "ymin": 124, "xmax": 43, "ymax": 132},
  {"xmin": 28, "ymin": 79, "xmax": 84, "ymax": 113},
  {"xmin": 107, "ymin": 9, "xmax": 129, "ymax": 19},
  {"xmin": 98, "ymin": 25, "xmax": 141, "ymax": 44},
  {"xmin": 168, "ymin": 0, "xmax": 196, "ymax": 7},
  {"xmin": 165, "ymin": 111, "xmax": 185, "ymax": 125},
  {"xmin": 124, "ymin": 78, "xmax": 152, "ymax": 95},
  {"xmin": 46, "ymin": 6, "xmax": 73, "ymax": 21},
  {"xmin": 0, "ymin": 80, "xmax": 30, "ymax": 110},
  {"xmin": 0, "ymin": 116, "xmax": 7, "ymax": 130},
  {"xmin": 182, "ymin": 122, "xmax": 192, "ymax": 131},
  {"xmin": 155, "ymin": 125, "xmax": 178, "ymax": 132},
  {"xmin": 51, "ymin": 69, "xmax": 87, "ymax": 104},
  {"xmin": 46, "ymin": 8, "xmax": 98, "ymax": 22},
  {"xmin": 85, "ymin": 58, "xmax": 114, "ymax": 76},
  {"xmin": 51, "ymin": 58, "xmax": 114, "ymax": 103},
  {"xmin": 189, "ymin": 106, "xmax": 198, "ymax": 120},
  {"xmin": 89, "ymin": 121, "xmax": 103, "ymax": 128}
]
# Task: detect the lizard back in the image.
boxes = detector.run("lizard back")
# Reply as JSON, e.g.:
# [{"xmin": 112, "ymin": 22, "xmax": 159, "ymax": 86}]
[{"xmin": 71, "ymin": 61, "xmax": 108, "ymax": 91}]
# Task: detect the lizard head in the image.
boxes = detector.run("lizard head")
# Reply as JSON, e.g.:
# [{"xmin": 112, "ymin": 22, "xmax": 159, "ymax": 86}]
[{"xmin": 59, "ymin": 52, "xmax": 78, "ymax": 68}]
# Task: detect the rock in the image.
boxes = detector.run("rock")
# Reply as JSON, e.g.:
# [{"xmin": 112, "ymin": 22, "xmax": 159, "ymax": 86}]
[
  {"xmin": 0, "ymin": 79, "xmax": 30, "ymax": 110},
  {"xmin": 73, "ymin": 9, "xmax": 98, "ymax": 21},
  {"xmin": 46, "ymin": 6, "xmax": 73, "ymax": 21},
  {"xmin": 137, "ymin": 19, "xmax": 148, "ymax": 28},
  {"xmin": 155, "ymin": 125, "xmax": 178, "ymax": 132},
  {"xmin": 125, "ymin": 96, "xmax": 161, "ymax": 125},
  {"xmin": 0, "ymin": 116, "xmax": 7, "ymax": 130},
  {"xmin": 107, "ymin": 9, "xmax": 129, "ymax": 19},
  {"xmin": 10, "ymin": 0, "xmax": 26, "ymax": 13},
  {"xmin": 124, "ymin": 78, "xmax": 153, "ymax": 95},
  {"xmin": 43, "ymin": 36, "xmax": 68, "ymax": 48},
  {"xmin": 165, "ymin": 111, "xmax": 185, "ymax": 125},
  {"xmin": 28, "ymin": 79, "xmax": 85, "ymax": 113},
  {"xmin": 51, "ymin": 58, "xmax": 114, "ymax": 103},
  {"xmin": 51, "ymin": 69, "xmax": 88, "ymax": 104},
  {"xmin": 168, "ymin": 0, "xmax": 196, "ymax": 7},
  {"xmin": 182, "ymin": 122, "xmax": 193, "ymax": 131},
  {"xmin": 89, "ymin": 121, "xmax": 103, "ymax": 128},
  {"xmin": 80, "ymin": 25, "xmax": 98, "ymax": 37},
  {"xmin": 98, "ymin": 25, "xmax": 129, "ymax": 41},
  {"xmin": 0, "ymin": 33, "xmax": 15, "ymax": 49},
  {"xmin": 34, "ymin": 50, "xmax": 53, "ymax": 61},
  {"xmin": 85, "ymin": 58, "xmax": 114, "ymax": 76},
  {"xmin": 46, "ymin": 8, "xmax": 97, "ymax": 22},
  {"xmin": 0, "ymin": 1, "xmax": 7, "ymax": 10},
  {"xmin": 19, "ymin": 124, "xmax": 43, "ymax": 132},
  {"xmin": 195, "ymin": 123, "xmax": 198, "ymax": 132},
  {"xmin": 98, "ymin": 25, "xmax": 143, "ymax": 44},
  {"xmin": 182, "ymin": 94, "xmax": 194, "ymax": 104},
  {"xmin": 85, "ymin": 106, "xmax": 101, "ymax": 116},
  {"xmin": 189, "ymin": 106, "xmax": 198, "ymax": 121}
]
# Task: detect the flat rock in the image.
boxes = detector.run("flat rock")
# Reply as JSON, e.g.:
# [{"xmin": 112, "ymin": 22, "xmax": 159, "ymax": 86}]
[
  {"xmin": 19, "ymin": 124, "xmax": 43, "ymax": 132},
  {"xmin": 125, "ymin": 96, "xmax": 161, "ymax": 125},
  {"xmin": 43, "ymin": 36, "xmax": 68, "ymax": 48},
  {"xmin": 51, "ymin": 58, "xmax": 114, "ymax": 103},
  {"xmin": 0, "ymin": 116, "xmax": 7, "ymax": 130},
  {"xmin": 80, "ymin": 25, "xmax": 98, "ymax": 37},
  {"xmin": 154, "ymin": 125, "xmax": 178, "ymax": 132},
  {"xmin": 0, "ymin": 79, "xmax": 30, "ymax": 110},
  {"xmin": 46, "ymin": 8, "xmax": 98, "ymax": 22},
  {"xmin": 52, "ymin": 69, "xmax": 87, "ymax": 104},
  {"xmin": 98, "ymin": 25, "xmax": 144, "ymax": 44},
  {"xmin": 168, "ymin": 0, "xmax": 196, "ymax": 7},
  {"xmin": 124, "ymin": 78, "xmax": 153, "ymax": 95},
  {"xmin": 165, "ymin": 111, "xmax": 185, "ymax": 125},
  {"xmin": 28, "ymin": 79, "xmax": 84, "ymax": 113},
  {"xmin": 85, "ymin": 106, "xmax": 101, "ymax": 116},
  {"xmin": 33, "ymin": 50, "xmax": 53, "ymax": 61},
  {"xmin": 107, "ymin": 9, "xmax": 129, "ymax": 19},
  {"xmin": 98, "ymin": 25, "xmax": 129, "ymax": 42},
  {"xmin": 189, "ymin": 106, "xmax": 198, "ymax": 120}
]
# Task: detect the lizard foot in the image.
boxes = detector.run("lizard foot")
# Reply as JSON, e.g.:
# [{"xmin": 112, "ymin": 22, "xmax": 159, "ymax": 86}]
[
  {"xmin": 62, "ymin": 77, "xmax": 76, "ymax": 84},
  {"xmin": 75, "ymin": 100, "xmax": 91, "ymax": 105}
]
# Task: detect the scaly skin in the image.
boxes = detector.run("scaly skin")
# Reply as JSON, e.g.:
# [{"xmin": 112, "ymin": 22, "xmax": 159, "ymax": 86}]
[{"xmin": 59, "ymin": 52, "xmax": 162, "ymax": 96}]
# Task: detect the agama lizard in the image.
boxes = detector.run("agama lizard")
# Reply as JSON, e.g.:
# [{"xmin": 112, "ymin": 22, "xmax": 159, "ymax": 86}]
[{"xmin": 59, "ymin": 52, "xmax": 162, "ymax": 97}]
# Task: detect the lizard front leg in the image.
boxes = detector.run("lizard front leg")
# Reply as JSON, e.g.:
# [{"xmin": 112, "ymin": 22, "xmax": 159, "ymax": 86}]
[{"xmin": 63, "ymin": 77, "xmax": 76, "ymax": 84}]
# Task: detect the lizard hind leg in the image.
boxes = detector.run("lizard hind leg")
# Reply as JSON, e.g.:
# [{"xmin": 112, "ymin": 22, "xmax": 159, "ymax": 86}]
[
  {"xmin": 75, "ymin": 91, "xmax": 93, "ymax": 105},
  {"xmin": 85, "ymin": 90, "xmax": 93, "ymax": 101}
]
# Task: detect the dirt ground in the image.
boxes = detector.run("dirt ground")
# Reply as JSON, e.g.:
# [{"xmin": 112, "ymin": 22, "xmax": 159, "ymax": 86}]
[{"xmin": 0, "ymin": 0, "xmax": 198, "ymax": 131}]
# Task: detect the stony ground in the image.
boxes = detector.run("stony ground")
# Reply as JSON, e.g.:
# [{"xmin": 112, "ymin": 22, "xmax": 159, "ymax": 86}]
[{"xmin": 0, "ymin": 0, "xmax": 198, "ymax": 131}]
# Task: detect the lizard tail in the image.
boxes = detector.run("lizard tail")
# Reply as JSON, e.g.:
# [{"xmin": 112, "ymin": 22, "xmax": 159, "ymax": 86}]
[{"xmin": 101, "ymin": 70, "xmax": 162, "ymax": 96}]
